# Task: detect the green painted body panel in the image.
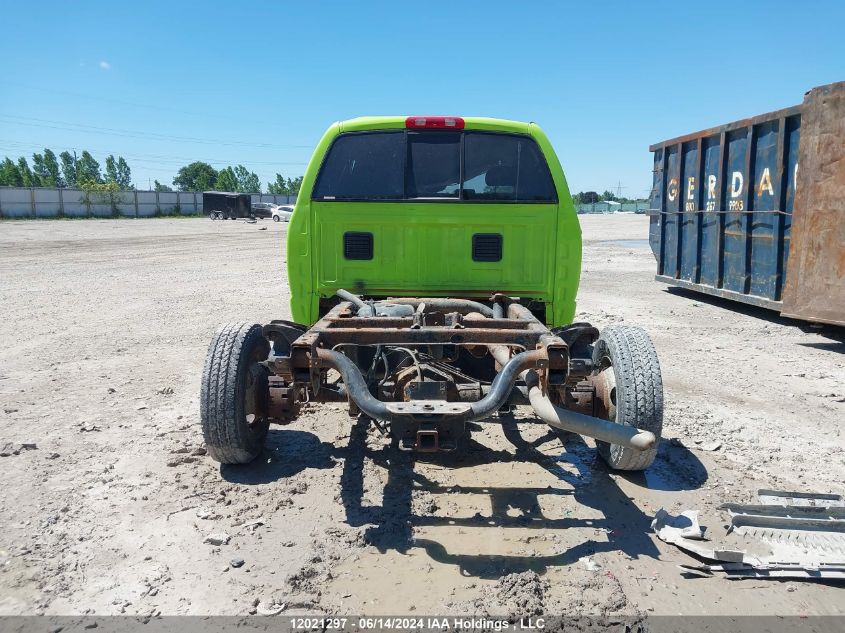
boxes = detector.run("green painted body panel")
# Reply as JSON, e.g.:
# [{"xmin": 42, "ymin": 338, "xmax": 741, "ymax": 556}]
[{"xmin": 287, "ymin": 116, "xmax": 581, "ymax": 327}]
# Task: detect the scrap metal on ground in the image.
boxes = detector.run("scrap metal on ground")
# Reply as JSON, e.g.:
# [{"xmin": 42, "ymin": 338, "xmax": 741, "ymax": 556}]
[{"xmin": 653, "ymin": 490, "xmax": 845, "ymax": 579}]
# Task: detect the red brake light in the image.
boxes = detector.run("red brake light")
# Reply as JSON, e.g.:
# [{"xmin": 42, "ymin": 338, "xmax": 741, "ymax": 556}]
[{"xmin": 405, "ymin": 116, "xmax": 465, "ymax": 130}]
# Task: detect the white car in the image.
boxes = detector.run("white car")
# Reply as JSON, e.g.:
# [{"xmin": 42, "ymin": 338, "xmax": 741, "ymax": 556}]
[{"xmin": 271, "ymin": 204, "xmax": 294, "ymax": 222}]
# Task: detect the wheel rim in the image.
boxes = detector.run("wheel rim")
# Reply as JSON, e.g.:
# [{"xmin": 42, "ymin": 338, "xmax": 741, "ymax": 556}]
[
  {"xmin": 593, "ymin": 364, "xmax": 617, "ymax": 423},
  {"xmin": 243, "ymin": 362, "xmax": 268, "ymax": 430}
]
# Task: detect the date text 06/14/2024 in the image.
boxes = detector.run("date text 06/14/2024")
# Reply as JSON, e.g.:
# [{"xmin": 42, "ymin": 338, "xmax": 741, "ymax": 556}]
[{"xmin": 288, "ymin": 617, "xmax": 547, "ymax": 631}]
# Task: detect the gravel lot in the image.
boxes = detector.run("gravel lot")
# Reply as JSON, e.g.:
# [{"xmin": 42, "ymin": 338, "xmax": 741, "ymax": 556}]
[{"xmin": 0, "ymin": 215, "xmax": 842, "ymax": 617}]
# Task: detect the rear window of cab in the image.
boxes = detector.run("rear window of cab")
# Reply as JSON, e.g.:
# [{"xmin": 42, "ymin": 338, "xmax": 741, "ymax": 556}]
[{"xmin": 312, "ymin": 131, "xmax": 557, "ymax": 203}]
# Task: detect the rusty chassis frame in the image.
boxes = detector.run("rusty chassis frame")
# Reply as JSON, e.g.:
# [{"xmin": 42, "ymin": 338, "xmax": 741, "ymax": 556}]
[{"xmin": 261, "ymin": 292, "xmax": 656, "ymax": 453}]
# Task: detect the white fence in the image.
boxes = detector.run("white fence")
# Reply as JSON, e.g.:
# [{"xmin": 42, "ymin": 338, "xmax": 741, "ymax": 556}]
[
  {"xmin": 576, "ymin": 201, "xmax": 649, "ymax": 214},
  {"xmin": 0, "ymin": 187, "xmax": 298, "ymax": 219}
]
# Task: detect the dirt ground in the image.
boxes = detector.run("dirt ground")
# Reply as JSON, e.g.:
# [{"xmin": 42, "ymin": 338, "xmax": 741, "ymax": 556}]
[{"xmin": 0, "ymin": 214, "xmax": 842, "ymax": 618}]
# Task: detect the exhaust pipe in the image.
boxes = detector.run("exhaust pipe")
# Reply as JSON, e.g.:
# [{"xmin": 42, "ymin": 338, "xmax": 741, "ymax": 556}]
[
  {"xmin": 336, "ymin": 289, "xmax": 374, "ymax": 317},
  {"xmin": 314, "ymin": 347, "xmax": 542, "ymax": 424},
  {"xmin": 525, "ymin": 372, "xmax": 656, "ymax": 450},
  {"xmin": 315, "ymin": 312, "xmax": 655, "ymax": 451},
  {"xmin": 487, "ymin": 345, "xmax": 655, "ymax": 452}
]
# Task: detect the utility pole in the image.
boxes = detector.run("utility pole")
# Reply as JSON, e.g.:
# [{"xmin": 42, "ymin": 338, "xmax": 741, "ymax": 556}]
[{"xmin": 604, "ymin": 181, "xmax": 629, "ymax": 201}]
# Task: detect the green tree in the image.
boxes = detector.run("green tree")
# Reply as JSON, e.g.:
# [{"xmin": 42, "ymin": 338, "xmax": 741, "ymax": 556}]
[
  {"xmin": 59, "ymin": 151, "xmax": 78, "ymax": 187},
  {"xmin": 105, "ymin": 155, "xmax": 118, "ymax": 184},
  {"xmin": 233, "ymin": 164, "xmax": 260, "ymax": 193},
  {"xmin": 17, "ymin": 157, "xmax": 36, "ymax": 187},
  {"xmin": 214, "ymin": 166, "xmax": 238, "ymax": 192},
  {"xmin": 78, "ymin": 178, "xmax": 125, "ymax": 217},
  {"xmin": 32, "ymin": 149, "xmax": 63, "ymax": 187},
  {"xmin": 44, "ymin": 149, "xmax": 63, "ymax": 187},
  {"xmin": 115, "ymin": 157, "xmax": 131, "ymax": 188},
  {"xmin": 153, "ymin": 180, "xmax": 173, "ymax": 192},
  {"xmin": 267, "ymin": 173, "xmax": 303, "ymax": 195},
  {"xmin": 287, "ymin": 176, "xmax": 303, "ymax": 195},
  {"xmin": 267, "ymin": 173, "xmax": 287, "ymax": 194},
  {"xmin": 76, "ymin": 151, "xmax": 102, "ymax": 184},
  {"xmin": 173, "ymin": 161, "xmax": 218, "ymax": 192},
  {"xmin": 104, "ymin": 155, "xmax": 132, "ymax": 189},
  {"xmin": 32, "ymin": 153, "xmax": 48, "ymax": 186},
  {"xmin": 0, "ymin": 158, "xmax": 23, "ymax": 186}
]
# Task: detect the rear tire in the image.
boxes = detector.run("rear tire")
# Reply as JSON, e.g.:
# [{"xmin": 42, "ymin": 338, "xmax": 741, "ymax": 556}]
[
  {"xmin": 273, "ymin": 215, "xmax": 280, "ymax": 222},
  {"xmin": 593, "ymin": 325, "xmax": 663, "ymax": 471},
  {"xmin": 201, "ymin": 322, "xmax": 271, "ymax": 464}
]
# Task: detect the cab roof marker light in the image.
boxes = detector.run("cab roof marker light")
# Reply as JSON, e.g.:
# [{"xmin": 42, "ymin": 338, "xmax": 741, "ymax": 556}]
[{"xmin": 405, "ymin": 116, "xmax": 465, "ymax": 130}]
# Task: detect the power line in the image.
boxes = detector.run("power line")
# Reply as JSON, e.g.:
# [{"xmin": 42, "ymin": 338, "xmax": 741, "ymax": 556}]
[
  {"xmin": 0, "ymin": 114, "xmax": 313, "ymax": 149},
  {"xmin": 4, "ymin": 81, "xmax": 283, "ymax": 127}
]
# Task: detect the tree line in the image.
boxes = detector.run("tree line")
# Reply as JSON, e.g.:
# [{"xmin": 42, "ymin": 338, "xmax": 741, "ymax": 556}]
[
  {"xmin": 572, "ymin": 191, "xmax": 647, "ymax": 204},
  {"xmin": 0, "ymin": 150, "xmax": 303, "ymax": 195},
  {"xmin": 0, "ymin": 149, "xmax": 131, "ymax": 189},
  {"xmin": 167, "ymin": 162, "xmax": 303, "ymax": 195}
]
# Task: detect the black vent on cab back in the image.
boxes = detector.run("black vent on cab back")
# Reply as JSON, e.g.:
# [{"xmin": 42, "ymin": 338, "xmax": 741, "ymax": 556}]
[
  {"xmin": 472, "ymin": 233, "xmax": 502, "ymax": 262},
  {"xmin": 344, "ymin": 232, "xmax": 373, "ymax": 260}
]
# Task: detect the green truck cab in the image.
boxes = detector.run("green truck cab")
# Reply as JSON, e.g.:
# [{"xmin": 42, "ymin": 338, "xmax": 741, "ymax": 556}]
[{"xmin": 286, "ymin": 116, "xmax": 582, "ymax": 327}]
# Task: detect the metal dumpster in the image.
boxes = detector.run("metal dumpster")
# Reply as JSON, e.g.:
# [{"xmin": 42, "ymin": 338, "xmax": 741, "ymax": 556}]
[{"xmin": 648, "ymin": 81, "xmax": 844, "ymax": 326}]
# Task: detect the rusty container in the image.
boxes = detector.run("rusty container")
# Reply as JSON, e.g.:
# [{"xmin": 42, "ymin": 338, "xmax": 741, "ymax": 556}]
[{"xmin": 648, "ymin": 81, "xmax": 844, "ymax": 326}]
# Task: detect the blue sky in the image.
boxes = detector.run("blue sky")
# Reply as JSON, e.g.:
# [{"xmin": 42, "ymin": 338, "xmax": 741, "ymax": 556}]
[{"xmin": 2, "ymin": 1, "xmax": 843, "ymax": 195}]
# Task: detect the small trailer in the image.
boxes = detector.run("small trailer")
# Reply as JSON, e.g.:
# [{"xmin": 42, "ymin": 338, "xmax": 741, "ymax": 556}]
[
  {"xmin": 203, "ymin": 191, "xmax": 252, "ymax": 220},
  {"xmin": 648, "ymin": 81, "xmax": 845, "ymax": 326}
]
